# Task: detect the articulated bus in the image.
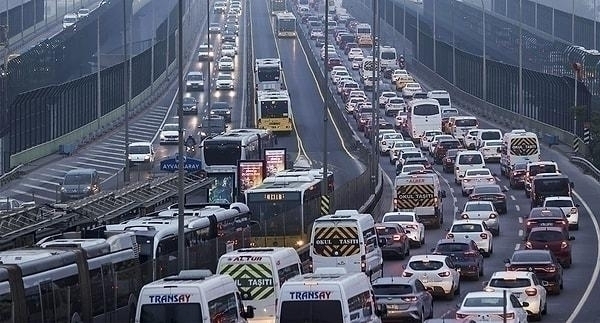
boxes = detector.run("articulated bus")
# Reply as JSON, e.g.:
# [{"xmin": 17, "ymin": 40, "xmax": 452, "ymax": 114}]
[
  {"xmin": 270, "ymin": 0, "xmax": 286, "ymax": 15},
  {"xmin": 257, "ymin": 89, "xmax": 293, "ymax": 133},
  {"xmin": 255, "ymin": 58, "xmax": 284, "ymax": 92},
  {"xmin": 244, "ymin": 169, "xmax": 334, "ymax": 249},
  {"xmin": 0, "ymin": 232, "xmax": 141, "ymax": 323},
  {"xmin": 105, "ymin": 203, "xmax": 253, "ymax": 283},
  {"xmin": 406, "ymin": 98, "xmax": 442, "ymax": 143},
  {"xmin": 275, "ymin": 11, "xmax": 297, "ymax": 37}
]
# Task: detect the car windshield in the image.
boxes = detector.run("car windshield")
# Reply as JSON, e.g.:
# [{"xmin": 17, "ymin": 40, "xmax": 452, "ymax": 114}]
[
  {"xmin": 408, "ymin": 260, "xmax": 444, "ymax": 271},
  {"xmin": 129, "ymin": 145, "xmax": 150, "ymax": 154},
  {"xmin": 218, "ymin": 74, "xmax": 232, "ymax": 80},
  {"xmin": 183, "ymin": 97, "xmax": 196, "ymax": 104},
  {"xmin": 458, "ymin": 154, "xmax": 483, "ymax": 164},
  {"xmin": 64, "ymin": 173, "xmax": 91, "ymax": 185},
  {"xmin": 481, "ymin": 131, "xmax": 501, "ymax": 140},
  {"xmin": 528, "ymin": 230, "xmax": 565, "ymax": 242},
  {"xmin": 436, "ymin": 243, "xmax": 469, "ymax": 253},
  {"xmin": 455, "ymin": 118, "xmax": 477, "ymax": 127},
  {"xmin": 187, "ymin": 74, "xmax": 203, "ymax": 81},
  {"xmin": 383, "ymin": 214, "xmax": 414, "ymax": 222},
  {"xmin": 212, "ymin": 102, "xmax": 230, "ymax": 110},
  {"xmin": 512, "ymin": 252, "xmax": 551, "ymax": 263},
  {"xmin": 465, "ymin": 169, "xmax": 491, "ymax": 176},
  {"xmin": 544, "ymin": 200, "xmax": 573, "ymax": 208},
  {"xmin": 372, "ymin": 284, "xmax": 413, "ymax": 296},
  {"xmin": 463, "ymin": 297, "xmax": 504, "ymax": 307},
  {"xmin": 162, "ymin": 124, "xmax": 178, "ymax": 131},
  {"xmin": 452, "ymin": 224, "xmax": 483, "ymax": 233},
  {"xmin": 472, "ymin": 186, "xmax": 501, "ymax": 194},
  {"xmin": 514, "ymin": 163, "xmax": 527, "ymax": 171},
  {"xmin": 489, "ymin": 278, "xmax": 531, "ymax": 288},
  {"xmin": 402, "ymin": 165, "xmax": 425, "ymax": 173},
  {"xmin": 465, "ymin": 203, "xmax": 493, "ymax": 212}
]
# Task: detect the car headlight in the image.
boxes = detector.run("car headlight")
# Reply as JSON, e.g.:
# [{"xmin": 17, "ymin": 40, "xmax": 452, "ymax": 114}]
[
  {"xmin": 85, "ymin": 186, "xmax": 91, "ymax": 191},
  {"xmin": 210, "ymin": 110, "xmax": 215, "ymax": 114},
  {"xmin": 144, "ymin": 155, "xmax": 150, "ymax": 160},
  {"xmin": 226, "ymin": 110, "xmax": 231, "ymax": 114},
  {"xmin": 160, "ymin": 134, "xmax": 165, "ymax": 139},
  {"xmin": 60, "ymin": 187, "xmax": 66, "ymax": 192}
]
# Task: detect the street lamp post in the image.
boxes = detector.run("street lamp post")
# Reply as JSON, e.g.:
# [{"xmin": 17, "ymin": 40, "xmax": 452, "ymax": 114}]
[
  {"xmin": 518, "ymin": 0, "xmax": 523, "ymax": 115},
  {"xmin": 177, "ymin": 0, "xmax": 185, "ymax": 271},
  {"xmin": 370, "ymin": 0, "xmax": 379, "ymax": 190},
  {"xmin": 123, "ymin": 0, "xmax": 130, "ymax": 183},
  {"xmin": 206, "ymin": 0, "xmax": 212, "ymax": 117},
  {"xmin": 480, "ymin": 0, "xmax": 487, "ymax": 102},
  {"xmin": 402, "ymin": 0, "xmax": 406, "ymax": 57},
  {"xmin": 322, "ymin": 0, "xmax": 329, "ymax": 197},
  {"xmin": 432, "ymin": 0, "xmax": 436, "ymax": 72},
  {"xmin": 451, "ymin": 0, "xmax": 456, "ymax": 85}
]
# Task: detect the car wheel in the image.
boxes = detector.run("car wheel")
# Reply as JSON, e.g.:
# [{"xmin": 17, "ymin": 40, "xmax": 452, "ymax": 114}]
[
  {"xmin": 533, "ymin": 306, "xmax": 542, "ymax": 321},
  {"xmin": 542, "ymin": 301, "xmax": 548, "ymax": 315},
  {"xmin": 454, "ymin": 282, "xmax": 461, "ymax": 295},
  {"xmin": 461, "ymin": 190, "xmax": 467, "ymax": 197},
  {"xmin": 479, "ymin": 263, "xmax": 484, "ymax": 277},
  {"xmin": 405, "ymin": 244, "xmax": 410, "ymax": 257},
  {"xmin": 427, "ymin": 301, "xmax": 434, "ymax": 319}
]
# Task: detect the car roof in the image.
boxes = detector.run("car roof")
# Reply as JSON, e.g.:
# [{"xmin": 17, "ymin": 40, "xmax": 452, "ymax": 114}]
[
  {"xmin": 465, "ymin": 200, "xmax": 494, "ymax": 205},
  {"xmin": 464, "ymin": 291, "xmax": 507, "ymax": 299},
  {"xmin": 529, "ymin": 207, "xmax": 565, "ymax": 217},
  {"xmin": 409, "ymin": 254, "xmax": 448, "ymax": 262},
  {"xmin": 372, "ymin": 276, "xmax": 414, "ymax": 285},
  {"xmin": 544, "ymin": 196, "xmax": 573, "ymax": 201},
  {"xmin": 129, "ymin": 141, "xmax": 152, "ymax": 147},
  {"xmin": 436, "ymin": 238, "xmax": 470, "ymax": 245}
]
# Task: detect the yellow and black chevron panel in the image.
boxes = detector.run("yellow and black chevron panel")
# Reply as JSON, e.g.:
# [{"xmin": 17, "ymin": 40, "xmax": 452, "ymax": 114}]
[
  {"xmin": 395, "ymin": 184, "xmax": 435, "ymax": 208},
  {"xmin": 510, "ymin": 137, "xmax": 539, "ymax": 156},
  {"xmin": 218, "ymin": 263, "xmax": 274, "ymax": 300},
  {"xmin": 320, "ymin": 195, "xmax": 331, "ymax": 215},
  {"xmin": 313, "ymin": 226, "xmax": 360, "ymax": 257}
]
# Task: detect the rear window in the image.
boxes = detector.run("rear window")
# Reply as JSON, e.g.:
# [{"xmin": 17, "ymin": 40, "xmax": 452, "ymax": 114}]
[
  {"xmin": 408, "ymin": 260, "xmax": 444, "ymax": 271},
  {"xmin": 451, "ymin": 224, "xmax": 483, "ymax": 233},
  {"xmin": 488, "ymin": 278, "xmax": 531, "ymax": 288},
  {"xmin": 512, "ymin": 252, "xmax": 551, "ymax": 262},
  {"xmin": 435, "ymin": 243, "xmax": 469, "ymax": 253},
  {"xmin": 464, "ymin": 297, "xmax": 504, "ymax": 307},
  {"xmin": 544, "ymin": 200, "xmax": 573, "ymax": 208},
  {"xmin": 529, "ymin": 164, "xmax": 557, "ymax": 175},
  {"xmin": 480, "ymin": 131, "xmax": 501, "ymax": 140},
  {"xmin": 528, "ymin": 230, "xmax": 565, "ymax": 242},
  {"xmin": 465, "ymin": 203, "xmax": 493, "ymax": 212},
  {"xmin": 383, "ymin": 214, "xmax": 414, "ymax": 222},
  {"xmin": 458, "ymin": 154, "xmax": 483, "ymax": 165},
  {"xmin": 455, "ymin": 119, "xmax": 477, "ymax": 127},
  {"xmin": 440, "ymin": 141, "xmax": 460, "ymax": 149},
  {"xmin": 376, "ymin": 227, "xmax": 398, "ymax": 236},
  {"xmin": 373, "ymin": 284, "xmax": 413, "ymax": 296}
]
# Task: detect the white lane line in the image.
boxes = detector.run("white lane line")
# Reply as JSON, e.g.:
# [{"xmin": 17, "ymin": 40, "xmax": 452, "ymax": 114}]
[
  {"xmin": 510, "ymin": 195, "xmax": 516, "ymax": 201},
  {"xmin": 453, "ymin": 197, "xmax": 457, "ymax": 203},
  {"xmin": 503, "ymin": 185, "xmax": 509, "ymax": 191},
  {"xmin": 566, "ymin": 190, "xmax": 600, "ymax": 323},
  {"xmin": 518, "ymin": 229, "xmax": 523, "ymax": 237},
  {"xmin": 514, "ymin": 244, "xmax": 520, "ymax": 251},
  {"xmin": 449, "ymin": 187, "xmax": 455, "ymax": 193},
  {"xmin": 518, "ymin": 217, "xmax": 523, "ymax": 224},
  {"xmin": 515, "ymin": 205, "xmax": 520, "ymax": 212}
]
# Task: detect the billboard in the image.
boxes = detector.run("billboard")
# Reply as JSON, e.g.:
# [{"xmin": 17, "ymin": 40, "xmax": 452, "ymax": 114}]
[
  {"xmin": 264, "ymin": 148, "xmax": 287, "ymax": 177},
  {"xmin": 238, "ymin": 160, "xmax": 265, "ymax": 194},
  {"xmin": 208, "ymin": 173, "xmax": 235, "ymax": 204}
]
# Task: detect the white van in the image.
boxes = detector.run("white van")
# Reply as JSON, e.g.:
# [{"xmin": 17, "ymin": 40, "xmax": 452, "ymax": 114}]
[
  {"xmin": 427, "ymin": 90, "xmax": 451, "ymax": 109},
  {"xmin": 128, "ymin": 141, "xmax": 155, "ymax": 166},
  {"xmin": 454, "ymin": 151, "xmax": 486, "ymax": 184},
  {"xmin": 217, "ymin": 248, "xmax": 302, "ymax": 323},
  {"xmin": 135, "ymin": 270, "xmax": 254, "ymax": 323},
  {"xmin": 276, "ymin": 268, "xmax": 385, "ymax": 323},
  {"xmin": 475, "ymin": 128, "xmax": 503, "ymax": 149},
  {"xmin": 379, "ymin": 46, "xmax": 397, "ymax": 68},
  {"xmin": 310, "ymin": 210, "xmax": 383, "ymax": 280}
]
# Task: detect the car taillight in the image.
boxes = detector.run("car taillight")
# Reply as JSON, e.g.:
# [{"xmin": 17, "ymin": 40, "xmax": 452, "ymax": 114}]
[
  {"xmin": 525, "ymin": 287, "xmax": 537, "ymax": 296},
  {"xmin": 480, "ymin": 233, "xmax": 488, "ymax": 239},
  {"xmin": 497, "ymin": 195, "xmax": 506, "ymax": 199},
  {"xmin": 464, "ymin": 251, "xmax": 478, "ymax": 257},
  {"xmin": 570, "ymin": 207, "xmax": 577, "ymax": 214},
  {"xmin": 461, "ymin": 213, "xmax": 469, "ymax": 219},
  {"xmin": 526, "ymin": 221, "xmax": 533, "ymax": 226},
  {"xmin": 401, "ymin": 296, "xmax": 418, "ymax": 302},
  {"xmin": 438, "ymin": 271, "xmax": 451, "ymax": 277},
  {"xmin": 488, "ymin": 178, "xmax": 495, "ymax": 182},
  {"xmin": 561, "ymin": 241, "xmax": 568, "ymax": 249},
  {"xmin": 393, "ymin": 234, "xmax": 401, "ymax": 241},
  {"xmin": 446, "ymin": 158, "xmax": 451, "ymax": 162},
  {"xmin": 546, "ymin": 265, "xmax": 557, "ymax": 272},
  {"xmin": 463, "ymin": 179, "xmax": 470, "ymax": 183},
  {"xmin": 402, "ymin": 271, "xmax": 413, "ymax": 277},
  {"xmin": 404, "ymin": 224, "xmax": 416, "ymax": 229},
  {"xmin": 556, "ymin": 220, "xmax": 566, "ymax": 225},
  {"xmin": 525, "ymin": 241, "xmax": 532, "ymax": 249},
  {"xmin": 361, "ymin": 255, "xmax": 366, "ymax": 272},
  {"xmin": 446, "ymin": 233, "xmax": 454, "ymax": 238},
  {"xmin": 500, "ymin": 313, "xmax": 515, "ymax": 320},
  {"xmin": 456, "ymin": 313, "xmax": 468, "ymax": 319},
  {"xmin": 489, "ymin": 213, "xmax": 497, "ymax": 219}
]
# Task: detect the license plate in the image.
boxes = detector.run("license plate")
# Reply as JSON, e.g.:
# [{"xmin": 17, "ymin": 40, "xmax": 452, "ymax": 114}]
[{"xmin": 540, "ymin": 223, "xmax": 553, "ymax": 226}]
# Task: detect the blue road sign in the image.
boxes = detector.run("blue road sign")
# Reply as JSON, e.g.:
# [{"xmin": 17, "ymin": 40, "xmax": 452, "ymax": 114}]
[{"xmin": 160, "ymin": 154, "xmax": 202, "ymax": 172}]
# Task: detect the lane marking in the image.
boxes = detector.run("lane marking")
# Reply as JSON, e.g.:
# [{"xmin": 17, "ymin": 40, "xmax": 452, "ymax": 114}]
[
  {"xmin": 566, "ymin": 190, "xmax": 600, "ymax": 323},
  {"xmin": 518, "ymin": 229, "xmax": 523, "ymax": 237},
  {"xmin": 518, "ymin": 216, "xmax": 523, "ymax": 224},
  {"xmin": 515, "ymin": 205, "xmax": 520, "ymax": 212},
  {"xmin": 510, "ymin": 195, "xmax": 516, "ymax": 201},
  {"xmin": 514, "ymin": 244, "xmax": 520, "ymax": 251},
  {"xmin": 453, "ymin": 197, "xmax": 457, "ymax": 203},
  {"xmin": 503, "ymin": 185, "xmax": 509, "ymax": 191},
  {"xmin": 449, "ymin": 187, "xmax": 454, "ymax": 193}
]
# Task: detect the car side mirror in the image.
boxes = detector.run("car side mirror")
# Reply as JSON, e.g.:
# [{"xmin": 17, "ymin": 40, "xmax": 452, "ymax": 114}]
[
  {"xmin": 521, "ymin": 301, "xmax": 529, "ymax": 308},
  {"xmin": 575, "ymin": 203, "xmax": 580, "ymax": 207},
  {"xmin": 502, "ymin": 188, "xmax": 508, "ymax": 192},
  {"xmin": 455, "ymin": 302, "xmax": 461, "ymax": 309},
  {"xmin": 378, "ymin": 237, "xmax": 387, "ymax": 247},
  {"xmin": 243, "ymin": 305, "xmax": 255, "ymax": 319},
  {"xmin": 569, "ymin": 236, "xmax": 575, "ymax": 241},
  {"xmin": 430, "ymin": 248, "xmax": 435, "ymax": 252},
  {"xmin": 375, "ymin": 304, "xmax": 387, "ymax": 317},
  {"xmin": 479, "ymin": 248, "xmax": 486, "ymax": 254},
  {"xmin": 401, "ymin": 264, "xmax": 406, "ymax": 270},
  {"xmin": 481, "ymin": 281, "xmax": 489, "ymax": 288},
  {"xmin": 441, "ymin": 190, "xmax": 447, "ymax": 198},
  {"xmin": 503, "ymin": 258, "xmax": 511, "ymax": 264},
  {"xmin": 570, "ymin": 182, "xmax": 574, "ymax": 188},
  {"xmin": 492, "ymin": 173, "xmax": 498, "ymax": 177},
  {"xmin": 541, "ymin": 280, "xmax": 550, "ymax": 287}
]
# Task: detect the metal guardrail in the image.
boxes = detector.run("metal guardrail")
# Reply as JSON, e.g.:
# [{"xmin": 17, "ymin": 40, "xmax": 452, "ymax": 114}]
[
  {"xmin": 0, "ymin": 164, "xmax": 24, "ymax": 187},
  {"xmin": 570, "ymin": 156, "xmax": 600, "ymax": 183}
]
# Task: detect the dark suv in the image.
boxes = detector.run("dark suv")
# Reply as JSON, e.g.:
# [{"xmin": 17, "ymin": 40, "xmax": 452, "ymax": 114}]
[
  {"xmin": 508, "ymin": 162, "xmax": 527, "ymax": 189},
  {"xmin": 433, "ymin": 139, "xmax": 462, "ymax": 164},
  {"xmin": 431, "ymin": 239, "xmax": 484, "ymax": 280},
  {"xmin": 525, "ymin": 227, "xmax": 574, "ymax": 268},
  {"xmin": 375, "ymin": 223, "xmax": 411, "ymax": 260},
  {"xmin": 524, "ymin": 207, "xmax": 569, "ymax": 237},
  {"xmin": 442, "ymin": 149, "xmax": 461, "ymax": 173},
  {"xmin": 505, "ymin": 250, "xmax": 564, "ymax": 295}
]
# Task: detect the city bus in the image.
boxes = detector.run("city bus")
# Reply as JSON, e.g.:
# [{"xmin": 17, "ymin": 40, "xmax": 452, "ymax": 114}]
[
  {"xmin": 105, "ymin": 203, "xmax": 253, "ymax": 282},
  {"xmin": 275, "ymin": 11, "xmax": 297, "ymax": 37},
  {"xmin": 0, "ymin": 232, "xmax": 141, "ymax": 323},
  {"xmin": 255, "ymin": 58, "xmax": 284, "ymax": 92},
  {"xmin": 257, "ymin": 89, "xmax": 293, "ymax": 133},
  {"xmin": 270, "ymin": 0, "xmax": 286, "ymax": 15},
  {"xmin": 244, "ymin": 169, "xmax": 333, "ymax": 249},
  {"xmin": 406, "ymin": 98, "xmax": 442, "ymax": 143}
]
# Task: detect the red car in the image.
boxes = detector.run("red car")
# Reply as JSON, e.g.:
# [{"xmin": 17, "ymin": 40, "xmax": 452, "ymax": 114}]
[
  {"xmin": 525, "ymin": 227, "xmax": 574, "ymax": 268},
  {"xmin": 525, "ymin": 207, "xmax": 569, "ymax": 237},
  {"xmin": 327, "ymin": 57, "xmax": 342, "ymax": 70}
]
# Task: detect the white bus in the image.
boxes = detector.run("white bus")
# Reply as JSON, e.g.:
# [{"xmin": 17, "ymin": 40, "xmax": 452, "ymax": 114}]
[
  {"xmin": 105, "ymin": 203, "xmax": 253, "ymax": 282},
  {"xmin": 406, "ymin": 98, "xmax": 442, "ymax": 142},
  {"xmin": 275, "ymin": 12, "xmax": 296, "ymax": 37},
  {"xmin": 310, "ymin": 210, "xmax": 383, "ymax": 280},
  {"xmin": 277, "ymin": 268, "xmax": 384, "ymax": 323},
  {"xmin": 257, "ymin": 89, "xmax": 292, "ymax": 133},
  {"xmin": 0, "ymin": 232, "xmax": 141, "ymax": 323},
  {"xmin": 255, "ymin": 58, "xmax": 284, "ymax": 92},
  {"xmin": 136, "ymin": 270, "xmax": 254, "ymax": 323},
  {"xmin": 217, "ymin": 247, "xmax": 302, "ymax": 322}
]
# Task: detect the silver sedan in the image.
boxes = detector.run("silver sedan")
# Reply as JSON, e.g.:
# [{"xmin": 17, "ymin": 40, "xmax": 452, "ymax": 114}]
[{"xmin": 372, "ymin": 277, "xmax": 434, "ymax": 322}]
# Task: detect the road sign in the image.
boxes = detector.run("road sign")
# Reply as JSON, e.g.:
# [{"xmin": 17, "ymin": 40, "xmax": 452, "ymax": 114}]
[{"xmin": 159, "ymin": 154, "xmax": 202, "ymax": 172}]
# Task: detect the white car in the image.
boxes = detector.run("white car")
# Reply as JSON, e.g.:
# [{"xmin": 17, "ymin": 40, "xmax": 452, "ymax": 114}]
[
  {"xmin": 215, "ymin": 72, "xmax": 234, "ymax": 90},
  {"xmin": 461, "ymin": 168, "xmax": 496, "ymax": 196},
  {"xmin": 310, "ymin": 28, "xmax": 324, "ymax": 39},
  {"xmin": 382, "ymin": 211, "xmax": 425, "ymax": 247},
  {"xmin": 460, "ymin": 201, "xmax": 499, "ymax": 236},
  {"xmin": 402, "ymin": 255, "xmax": 461, "ymax": 299},
  {"xmin": 402, "ymin": 82, "xmax": 422, "ymax": 98},
  {"xmin": 345, "ymin": 97, "xmax": 365, "ymax": 114},
  {"xmin": 221, "ymin": 44, "xmax": 236, "ymax": 57},
  {"xmin": 479, "ymin": 140, "xmax": 502, "ymax": 161},
  {"xmin": 159, "ymin": 123, "xmax": 183, "ymax": 144},
  {"xmin": 454, "ymin": 151, "xmax": 486, "ymax": 184},
  {"xmin": 352, "ymin": 56, "xmax": 364, "ymax": 69},
  {"xmin": 185, "ymin": 71, "xmax": 204, "ymax": 91},
  {"xmin": 77, "ymin": 8, "xmax": 91, "ymax": 18},
  {"xmin": 378, "ymin": 91, "xmax": 397, "ymax": 108},
  {"xmin": 428, "ymin": 134, "xmax": 455, "ymax": 156},
  {"xmin": 446, "ymin": 220, "xmax": 493, "ymax": 256},
  {"xmin": 456, "ymin": 291, "xmax": 529, "ymax": 323},
  {"xmin": 543, "ymin": 196, "xmax": 579, "ymax": 230},
  {"xmin": 397, "ymin": 164, "xmax": 426, "ymax": 175},
  {"xmin": 463, "ymin": 129, "xmax": 482, "ymax": 149},
  {"xmin": 392, "ymin": 69, "xmax": 410, "ymax": 84},
  {"xmin": 332, "ymin": 70, "xmax": 350, "ymax": 84},
  {"xmin": 389, "ymin": 141, "xmax": 417, "ymax": 164},
  {"xmin": 395, "ymin": 110, "xmax": 408, "ymax": 129},
  {"xmin": 218, "ymin": 56, "xmax": 234, "ymax": 71},
  {"xmin": 384, "ymin": 97, "xmax": 405, "ymax": 117},
  {"xmin": 128, "ymin": 141, "xmax": 155, "ymax": 165},
  {"xmin": 484, "ymin": 271, "xmax": 548, "ymax": 321},
  {"xmin": 62, "ymin": 13, "xmax": 78, "ymax": 28},
  {"xmin": 209, "ymin": 22, "xmax": 221, "ymax": 33},
  {"xmin": 348, "ymin": 48, "xmax": 364, "ymax": 60},
  {"xmin": 396, "ymin": 149, "xmax": 423, "ymax": 167},
  {"xmin": 420, "ymin": 130, "xmax": 444, "ymax": 151}
]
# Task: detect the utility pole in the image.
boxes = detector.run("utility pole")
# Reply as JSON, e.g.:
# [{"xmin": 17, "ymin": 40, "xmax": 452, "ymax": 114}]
[
  {"xmin": 0, "ymin": 23, "xmax": 8, "ymax": 175},
  {"xmin": 480, "ymin": 0, "xmax": 487, "ymax": 102},
  {"xmin": 177, "ymin": 0, "xmax": 185, "ymax": 271},
  {"xmin": 370, "ymin": 0, "xmax": 378, "ymax": 190},
  {"xmin": 123, "ymin": 0, "xmax": 130, "ymax": 183},
  {"xmin": 322, "ymin": 0, "xmax": 329, "ymax": 199},
  {"xmin": 206, "ymin": 0, "xmax": 212, "ymax": 117}
]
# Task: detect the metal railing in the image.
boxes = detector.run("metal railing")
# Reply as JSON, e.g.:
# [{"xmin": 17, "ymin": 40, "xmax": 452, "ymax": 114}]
[{"xmin": 570, "ymin": 155, "xmax": 600, "ymax": 183}]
